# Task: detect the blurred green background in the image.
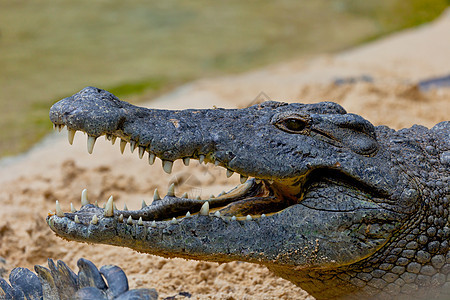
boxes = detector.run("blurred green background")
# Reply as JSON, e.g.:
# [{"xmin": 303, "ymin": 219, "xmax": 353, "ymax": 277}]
[{"xmin": 0, "ymin": 0, "xmax": 448, "ymax": 158}]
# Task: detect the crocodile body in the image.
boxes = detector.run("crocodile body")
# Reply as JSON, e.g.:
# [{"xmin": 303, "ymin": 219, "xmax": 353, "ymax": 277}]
[{"xmin": 47, "ymin": 87, "xmax": 449, "ymax": 299}]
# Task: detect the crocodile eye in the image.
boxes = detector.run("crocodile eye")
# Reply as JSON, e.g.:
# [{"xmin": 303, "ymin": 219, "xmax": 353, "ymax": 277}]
[
  {"xmin": 276, "ymin": 118, "xmax": 307, "ymax": 133},
  {"xmin": 284, "ymin": 119, "xmax": 305, "ymax": 131}
]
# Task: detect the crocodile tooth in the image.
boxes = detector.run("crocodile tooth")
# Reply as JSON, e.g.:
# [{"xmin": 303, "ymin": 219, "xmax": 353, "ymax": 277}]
[
  {"xmin": 118, "ymin": 214, "xmax": 124, "ymax": 222},
  {"xmin": 94, "ymin": 200, "xmax": 98, "ymax": 207},
  {"xmin": 102, "ymin": 203, "xmax": 106, "ymax": 209},
  {"xmin": 111, "ymin": 136, "xmax": 117, "ymax": 145},
  {"xmin": 130, "ymin": 140, "xmax": 137, "ymax": 153},
  {"xmin": 138, "ymin": 146, "xmax": 145, "ymax": 159},
  {"xmin": 214, "ymin": 211, "xmax": 221, "ymax": 217},
  {"xmin": 198, "ymin": 155, "xmax": 205, "ymax": 164},
  {"xmin": 53, "ymin": 123, "xmax": 57, "ymax": 130},
  {"xmin": 170, "ymin": 217, "xmax": 177, "ymax": 224},
  {"xmin": 185, "ymin": 211, "xmax": 191, "ymax": 218},
  {"xmin": 138, "ymin": 217, "xmax": 143, "ymax": 225},
  {"xmin": 70, "ymin": 203, "xmax": 76, "ymax": 213},
  {"xmin": 181, "ymin": 192, "xmax": 188, "ymax": 198},
  {"xmin": 246, "ymin": 215, "xmax": 252, "ymax": 221},
  {"xmin": 167, "ymin": 183, "xmax": 175, "ymax": 197},
  {"xmin": 87, "ymin": 136, "xmax": 96, "ymax": 154},
  {"xmin": 58, "ymin": 124, "xmax": 65, "ymax": 132},
  {"xmin": 195, "ymin": 196, "xmax": 201, "ymax": 200},
  {"xmin": 162, "ymin": 160, "xmax": 173, "ymax": 174},
  {"xmin": 231, "ymin": 216, "xmax": 237, "ymax": 221},
  {"xmin": 218, "ymin": 191, "xmax": 226, "ymax": 197},
  {"xmin": 240, "ymin": 175, "xmax": 248, "ymax": 184},
  {"xmin": 74, "ymin": 215, "xmax": 80, "ymax": 223},
  {"xmin": 81, "ymin": 189, "xmax": 89, "ymax": 206},
  {"xmin": 123, "ymin": 204, "xmax": 128, "ymax": 211},
  {"xmin": 68, "ymin": 129, "xmax": 76, "ymax": 145},
  {"xmin": 183, "ymin": 157, "xmax": 190, "ymax": 166},
  {"xmin": 268, "ymin": 179, "xmax": 274, "ymax": 184},
  {"xmin": 255, "ymin": 179, "xmax": 262, "ymax": 184},
  {"xmin": 120, "ymin": 139, "xmax": 127, "ymax": 154},
  {"xmin": 151, "ymin": 220, "xmax": 157, "ymax": 228},
  {"xmin": 148, "ymin": 153, "xmax": 156, "ymax": 165},
  {"xmin": 214, "ymin": 160, "xmax": 220, "ymax": 166},
  {"xmin": 261, "ymin": 214, "xmax": 266, "ymax": 218},
  {"xmin": 199, "ymin": 201, "xmax": 209, "ymax": 216},
  {"xmin": 226, "ymin": 169, "xmax": 233, "ymax": 178},
  {"xmin": 153, "ymin": 188, "xmax": 161, "ymax": 201},
  {"xmin": 209, "ymin": 194, "xmax": 215, "ymax": 199},
  {"xmin": 91, "ymin": 215, "xmax": 98, "ymax": 224},
  {"xmin": 141, "ymin": 200, "xmax": 147, "ymax": 209},
  {"xmin": 55, "ymin": 201, "xmax": 64, "ymax": 217},
  {"xmin": 127, "ymin": 216, "xmax": 133, "ymax": 225},
  {"xmin": 104, "ymin": 196, "xmax": 114, "ymax": 217}
]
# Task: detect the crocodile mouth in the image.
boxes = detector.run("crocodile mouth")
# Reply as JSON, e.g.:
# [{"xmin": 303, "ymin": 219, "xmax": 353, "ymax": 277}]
[{"xmin": 49, "ymin": 125, "xmax": 300, "ymax": 225}]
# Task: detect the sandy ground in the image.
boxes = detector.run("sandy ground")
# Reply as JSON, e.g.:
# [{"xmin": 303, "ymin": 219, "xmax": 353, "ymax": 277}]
[{"xmin": 1, "ymin": 9, "xmax": 449, "ymax": 300}]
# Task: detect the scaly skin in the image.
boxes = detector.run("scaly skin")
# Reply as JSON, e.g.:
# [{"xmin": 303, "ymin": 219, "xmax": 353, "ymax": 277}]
[{"xmin": 47, "ymin": 87, "xmax": 450, "ymax": 299}]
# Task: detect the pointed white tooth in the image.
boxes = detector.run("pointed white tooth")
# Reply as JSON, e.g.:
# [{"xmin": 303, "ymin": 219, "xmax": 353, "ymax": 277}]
[
  {"xmin": 231, "ymin": 216, "xmax": 237, "ymax": 221},
  {"xmin": 195, "ymin": 196, "xmax": 201, "ymax": 200},
  {"xmin": 170, "ymin": 217, "xmax": 177, "ymax": 224},
  {"xmin": 255, "ymin": 179, "xmax": 262, "ymax": 184},
  {"xmin": 214, "ymin": 160, "xmax": 220, "ymax": 166},
  {"xmin": 103, "ymin": 203, "xmax": 106, "ymax": 209},
  {"xmin": 74, "ymin": 215, "xmax": 80, "ymax": 223},
  {"xmin": 87, "ymin": 136, "xmax": 96, "ymax": 154},
  {"xmin": 151, "ymin": 220, "xmax": 157, "ymax": 228},
  {"xmin": 138, "ymin": 217, "xmax": 143, "ymax": 225},
  {"xmin": 226, "ymin": 169, "xmax": 234, "ymax": 178},
  {"xmin": 246, "ymin": 215, "xmax": 252, "ymax": 221},
  {"xmin": 114, "ymin": 203, "xmax": 117, "ymax": 210},
  {"xmin": 81, "ymin": 189, "xmax": 89, "ymax": 206},
  {"xmin": 53, "ymin": 123, "xmax": 57, "ymax": 130},
  {"xmin": 199, "ymin": 201, "xmax": 209, "ymax": 216},
  {"xmin": 95, "ymin": 200, "xmax": 99, "ymax": 207},
  {"xmin": 167, "ymin": 183, "xmax": 175, "ymax": 197},
  {"xmin": 240, "ymin": 175, "xmax": 248, "ymax": 184},
  {"xmin": 148, "ymin": 153, "xmax": 156, "ymax": 165},
  {"xmin": 153, "ymin": 189, "xmax": 161, "ymax": 201},
  {"xmin": 58, "ymin": 124, "xmax": 65, "ymax": 132},
  {"xmin": 70, "ymin": 203, "xmax": 76, "ymax": 213},
  {"xmin": 68, "ymin": 129, "xmax": 76, "ymax": 145},
  {"xmin": 209, "ymin": 194, "xmax": 215, "ymax": 199},
  {"xmin": 214, "ymin": 211, "xmax": 221, "ymax": 217},
  {"xmin": 91, "ymin": 215, "xmax": 98, "ymax": 224},
  {"xmin": 111, "ymin": 136, "xmax": 117, "ymax": 145},
  {"xmin": 183, "ymin": 158, "xmax": 190, "ymax": 166},
  {"xmin": 120, "ymin": 139, "xmax": 127, "ymax": 154},
  {"xmin": 162, "ymin": 160, "xmax": 173, "ymax": 174},
  {"xmin": 138, "ymin": 146, "xmax": 145, "ymax": 159},
  {"xmin": 104, "ymin": 196, "xmax": 114, "ymax": 217},
  {"xmin": 198, "ymin": 155, "xmax": 205, "ymax": 164},
  {"xmin": 141, "ymin": 200, "xmax": 147, "ymax": 209},
  {"xmin": 55, "ymin": 201, "xmax": 64, "ymax": 217},
  {"xmin": 130, "ymin": 140, "xmax": 137, "ymax": 153},
  {"xmin": 218, "ymin": 191, "xmax": 226, "ymax": 197},
  {"xmin": 185, "ymin": 211, "xmax": 191, "ymax": 218},
  {"xmin": 181, "ymin": 192, "xmax": 188, "ymax": 198},
  {"xmin": 118, "ymin": 214, "xmax": 124, "ymax": 222},
  {"xmin": 127, "ymin": 216, "xmax": 133, "ymax": 225},
  {"xmin": 261, "ymin": 214, "xmax": 266, "ymax": 218},
  {"xmin": 123, "ymin": 203, "xmax": 128, "ymax": 211},
  {"xmin": 268, "ymin": 180, "xmax": 274, "ymax": 184}
]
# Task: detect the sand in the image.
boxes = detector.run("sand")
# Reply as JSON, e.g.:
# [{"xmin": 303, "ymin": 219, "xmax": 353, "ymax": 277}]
[{"xmin": 1, "ymin": 9, "xmax": 449, "ymax": 300}]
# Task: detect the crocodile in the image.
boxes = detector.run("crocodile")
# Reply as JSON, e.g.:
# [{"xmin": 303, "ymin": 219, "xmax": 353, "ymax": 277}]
[{"xmin": 46, "ymin": 86, "xmax": 449, "ymax": 299}]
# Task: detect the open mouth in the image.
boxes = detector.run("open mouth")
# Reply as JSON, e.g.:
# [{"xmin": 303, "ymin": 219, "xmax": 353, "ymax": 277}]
[{"xmin": 49, "ymin": 125, "xmax": 300, "ymax": 226}]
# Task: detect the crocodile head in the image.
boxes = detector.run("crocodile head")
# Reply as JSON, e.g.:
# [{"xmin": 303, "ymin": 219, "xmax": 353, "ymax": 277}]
[{"xmin": 48, "ymin": 87, "xmax": 422, "ymax": 298}]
